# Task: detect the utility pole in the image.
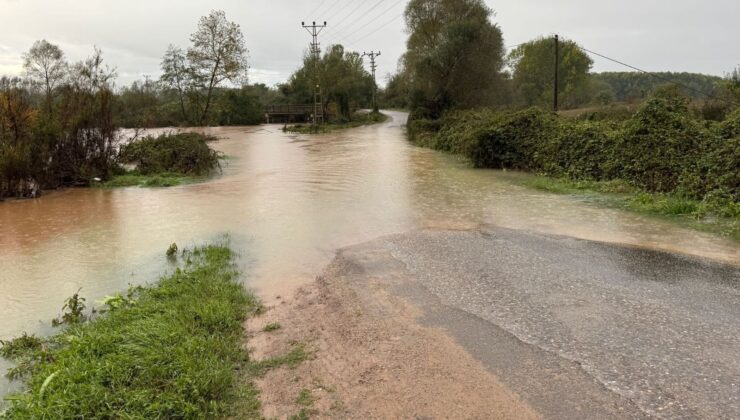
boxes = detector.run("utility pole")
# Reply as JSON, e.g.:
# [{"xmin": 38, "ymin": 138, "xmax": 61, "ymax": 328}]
[
  {"xmin": 302, "ymin": 21, "xmax": 327, "ymax": 127},
  {"xmin": 363, "ymin": 51, "xmax": 381, "ymax": 112},
  {"xmin": 553, "ymin": 34, "xmax": 559, "ymax": 112}
]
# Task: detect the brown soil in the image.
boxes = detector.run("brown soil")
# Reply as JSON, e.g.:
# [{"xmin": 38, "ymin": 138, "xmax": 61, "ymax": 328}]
[{"xmin": 245, "ymin": 250, "xmax": 539, "ymax": 419}]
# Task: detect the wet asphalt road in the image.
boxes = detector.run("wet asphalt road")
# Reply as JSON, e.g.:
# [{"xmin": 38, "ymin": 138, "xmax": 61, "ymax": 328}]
[{"xmin": 342, "ymin": 227, "xmax": 740, "ymax": 419}]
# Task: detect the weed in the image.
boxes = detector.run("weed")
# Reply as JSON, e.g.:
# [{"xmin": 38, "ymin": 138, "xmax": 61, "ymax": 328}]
[
  {"xmin": 166, "ymin": 242, "xmax": 178, "ymax": 258},
  {"xmin": 263, "ymin": 322, "xmax": 282, "ymax": 332},
  {"xmin": 51, "ymin": 290, "xmax": 86, "ymax": 327},
  {"xmin": 0, "ymin": 333, "xmax": 42, "ymax": 359},
  {"xmin": 296, "ymin": 388, "xmax": 317, "ymax": 406},
  {"xmin": 248, "ymin": 344, "xmax": 310, "ymax": 376}
]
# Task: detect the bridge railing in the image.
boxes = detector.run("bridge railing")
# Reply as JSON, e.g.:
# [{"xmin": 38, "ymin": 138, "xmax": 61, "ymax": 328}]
[{"xmin": 265, "ymin": 105, "xmax": 315, "ymax": 115}]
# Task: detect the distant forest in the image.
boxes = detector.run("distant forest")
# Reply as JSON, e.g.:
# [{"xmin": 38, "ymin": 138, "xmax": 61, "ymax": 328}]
[{"xmin": 592, "ymin": 72, "xmax": 723, "ymax": 103}]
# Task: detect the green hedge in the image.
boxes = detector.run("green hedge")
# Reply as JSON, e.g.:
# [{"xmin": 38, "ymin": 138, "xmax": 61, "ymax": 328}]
[{"xmin": 408, "ymin": 92, "xmax": 739, "ymax": 204}]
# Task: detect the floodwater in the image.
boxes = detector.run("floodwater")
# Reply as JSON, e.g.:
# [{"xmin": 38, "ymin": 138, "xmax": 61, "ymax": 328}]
[{"xmin": 0, "ymin": 111, "xmax": 738, "ymax": 395}]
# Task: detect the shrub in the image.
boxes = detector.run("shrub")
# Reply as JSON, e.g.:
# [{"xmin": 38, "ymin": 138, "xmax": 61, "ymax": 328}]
[
  {"xmin": 718, "ymin": 108, "xmax": 740, "ymax": 139},
  {"xmin": 536, "ymin": 119, "xmax": 620, "ymax": 180},
  {"xmin": 617, "ymin": 91, "xmax": 707, "ymax": 193},
  {"xmin": 119, "ymin": 132, "xmax": 220, "ymax": 176}
]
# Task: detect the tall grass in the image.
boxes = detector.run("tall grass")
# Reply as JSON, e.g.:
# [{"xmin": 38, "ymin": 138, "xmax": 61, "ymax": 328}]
[{"xmin": 1, "ymin": 244, "xmax": 259, "ymax": 418}]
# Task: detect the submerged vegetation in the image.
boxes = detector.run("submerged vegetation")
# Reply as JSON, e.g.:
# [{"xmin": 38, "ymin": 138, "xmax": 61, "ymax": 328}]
[
  {"xmin": 0, "ymin": 244, "xmax": 309, "ymax": 418},
  {"xmin": 285, "ymin": 111, "xmax": 388, "ymax": 134},
  {"xmin": 100, "ymin": 132, "xmax": 221, "ymax": 188}
]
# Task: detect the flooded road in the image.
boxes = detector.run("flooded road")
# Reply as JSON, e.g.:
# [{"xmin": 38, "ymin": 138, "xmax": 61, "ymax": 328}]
[{"xmin": 0, "ymin": 111, "xmax": 738, "ymax": 396}]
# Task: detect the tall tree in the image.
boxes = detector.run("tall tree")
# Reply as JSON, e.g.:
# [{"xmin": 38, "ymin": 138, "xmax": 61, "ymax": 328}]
[
  {"xmin": 22, "ymin": 39, "xmax": 67, "ymax": 112},
  {"xmin": 187, "ymin": 10, "xmax": 248, "ymax": 125},
  {"xmin": 509, "ymin": 37, "xmax": 593, "ymax": 108},
  {"xmin": 404, "ymin": 0, "xmax": 506, "ymax": 119},
  {"xmin": 160, "ymin": 45, "xmax": 192, "ymax": 122}
]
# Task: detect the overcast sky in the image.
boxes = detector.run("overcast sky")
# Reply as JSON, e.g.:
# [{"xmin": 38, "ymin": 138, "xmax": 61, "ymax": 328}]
[{"xmin": 1, "ymin": 0, "xmax": 738, "ymax": 88}]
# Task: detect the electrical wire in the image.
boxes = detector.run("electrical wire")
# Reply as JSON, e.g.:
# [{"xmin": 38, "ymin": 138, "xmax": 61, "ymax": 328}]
[
  {"xmin": 325, "ymin": 0, "xmax": 405, "ymax": 45},
  {"xmin": 324, "ymin": 0, "xmax": 388, "ymax": 39}
]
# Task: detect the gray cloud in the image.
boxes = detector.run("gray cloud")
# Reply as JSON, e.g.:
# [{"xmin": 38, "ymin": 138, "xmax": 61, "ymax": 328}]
[{"xmin": 0, "ymin": 0, "xmax": 737, "ymax": 87}]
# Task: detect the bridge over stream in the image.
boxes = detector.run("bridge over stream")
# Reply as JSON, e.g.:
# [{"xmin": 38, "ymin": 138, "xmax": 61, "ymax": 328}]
[{"xmin": 264, "ymin": 104, "xmax": 324, "ymax": 124}]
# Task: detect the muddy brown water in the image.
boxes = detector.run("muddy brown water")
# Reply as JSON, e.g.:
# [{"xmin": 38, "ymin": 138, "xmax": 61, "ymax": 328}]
[{"xmin": 0, "ymin": 111, "xmax": 738, "ymax": 396}]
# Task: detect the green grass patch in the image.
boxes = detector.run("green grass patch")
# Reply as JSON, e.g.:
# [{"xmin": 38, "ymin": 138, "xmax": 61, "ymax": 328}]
[
  {"xmin": 263, "ymin": 322, "xmax": 282, "ymax": 332},
  {"xmin": 0, "ymin": 243, "xmax": 271, "ymax": 418},
  {"xmin": 247, "ymin": 343, "xmax": 310, "ymax": 376},
  {"xmin": 100, "ymin": 172, "xmax": 191, "ymax": 188},
  {"xmin": 295, "ymin": 388, "xmax": 316, "ymax": 407},
  {"xmin": 520, "ymin": 175, "xmax": 739, "ymax": 241},
  {"xmin": 285, "ymin": 111, "xmax": 388, "ymax": 134}
]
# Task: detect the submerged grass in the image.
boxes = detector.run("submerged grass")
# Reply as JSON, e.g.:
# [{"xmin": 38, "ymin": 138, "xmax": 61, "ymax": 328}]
[
  {"xmin": 521, "ymin": 175, "xmax": 740, "ymax": 241},
  {"xmin": 0, "ymin": 244, "xmax": 270, "ymax": 418},
  {"xmin": 285, "ymin": 111, "xmax": 388, "ymax": 134},
  {"xmin": 100, "ymin": 171, "xmax": 193, "ymax": 188}
]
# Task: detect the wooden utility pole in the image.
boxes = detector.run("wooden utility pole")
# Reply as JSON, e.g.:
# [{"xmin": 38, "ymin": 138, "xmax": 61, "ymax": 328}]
[
  {"xmin": 363, "ymin": 51, "xmax": 381, "ymax": 112},
  {"xmin": 554, "ymin": 34, "xmax": 559, "ymax": 112},
  {"xmin": 302, "ymin": 21, "xmax": 327, "ymax": 126}
]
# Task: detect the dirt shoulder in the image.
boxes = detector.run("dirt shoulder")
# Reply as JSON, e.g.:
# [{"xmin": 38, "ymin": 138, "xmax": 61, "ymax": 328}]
[{"xmin": 246, "ymin": 245, "xmax": 538, "ymax": 419}]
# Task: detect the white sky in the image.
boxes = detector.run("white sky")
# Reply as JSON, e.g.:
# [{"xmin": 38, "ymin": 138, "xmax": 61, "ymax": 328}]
[{"xmin": 1, "ymin": 0, "xmax": 738, "ymax": 88}]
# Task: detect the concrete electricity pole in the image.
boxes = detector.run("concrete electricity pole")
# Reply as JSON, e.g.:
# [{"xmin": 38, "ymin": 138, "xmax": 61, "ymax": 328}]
[
  {"xmin": 302, "ymin": 21, "xmax": 327, "ymax": 126},
  {"xmin": 363, "ymin": 51, "xmax": 381, "ymax": 112},
  {"xmin": 553, "ymin": 34, "xmax": 559, "ymax": 112}
]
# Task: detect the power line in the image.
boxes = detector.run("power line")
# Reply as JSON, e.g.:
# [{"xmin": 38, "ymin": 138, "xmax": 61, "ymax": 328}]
[
  {"xmin": 325, "ymin": 0, "xmax": 405, "ymax": 45},
  {"xmin": 324, "ymin": 0, "xmax": 387, "ymax": 39},
  {"xmin": 307, "ymin": 0, "xmax": 329, "ymax": 18},
  {"xmin": 346, "ymin": 13, "xmax": 403, "ymax": 46},
  {"xmin": 323, "ymin": 0, "xmax": 362, "ymax": 26}
]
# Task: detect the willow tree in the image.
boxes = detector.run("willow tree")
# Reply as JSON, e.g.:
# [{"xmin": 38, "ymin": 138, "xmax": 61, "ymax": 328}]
[
  {"xmin": 404, "ymin": 0, "xmax": 506, "ymax": 119},
  {"xmin": 187, "ymin": 10, "xmax": 249, "ymax": 125}
]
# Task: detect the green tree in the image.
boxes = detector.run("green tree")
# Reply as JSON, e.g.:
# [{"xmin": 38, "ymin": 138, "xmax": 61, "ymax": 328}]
[
  {"xmin": 404, "ymin": 0, "xmax": 505, "ymax": 119},
  {"xmin": 285, "ymin": 45, "xmax": 373, "ymax": 120},
  {"xmin": 160, "ymin": 45, "xmax": 193, "ymax": 123},
  {"xmin": 22, "ymin": 40, "xmax": 67, "ymax": 112},
  {"xmin": 509, "ymin": 36, "xmax": 593, "ymax": 109},
  {"xmin": 187, "ymin": 10, "xmax": 249, "ymax": 125}
]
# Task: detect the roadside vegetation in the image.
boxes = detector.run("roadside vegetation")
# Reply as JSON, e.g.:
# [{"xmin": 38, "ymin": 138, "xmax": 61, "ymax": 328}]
[
  {"xmin": 409, "ymin": 90, "xmax": 739, "ymax": 239},
  {"xmin": 0, "ymin": 243, "xmax": 309, "ymax": 418},
  {"xmin": 285, "ymin": 111, "xmax": 387, "ymax": 134},
  {"xmin": 384, "ymin": 0, "xmax": 739, "ymax": 239}
]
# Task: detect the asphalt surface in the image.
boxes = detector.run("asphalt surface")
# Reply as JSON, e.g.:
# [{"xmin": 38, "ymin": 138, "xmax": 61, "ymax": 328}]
[{"xmin": 339, "ymin": 226, "xmax": 740, "ymax": 419}]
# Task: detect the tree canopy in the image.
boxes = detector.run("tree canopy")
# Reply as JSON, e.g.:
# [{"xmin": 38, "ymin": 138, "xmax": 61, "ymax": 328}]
[
  {"xmin": 403, "ymin": 0, "xmax": 506, "ymax": 119},
  {"xmin": 283, "ymin": 44, "xmax": 374, "ymax": 120},
  {"xmin": 509, "ymin": 37, "xmax": 593, "ymax": 109}
]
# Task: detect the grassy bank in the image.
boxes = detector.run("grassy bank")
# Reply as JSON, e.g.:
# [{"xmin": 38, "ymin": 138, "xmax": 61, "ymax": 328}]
[
  {"xmin": 0, "ymin": 243, "xmax": 306, "ymax": 418},
  {"xmin": 408, "ymin": 91, "xmax": 739, "ymax": 239},
  {"xmin": 99, "ymin": 172, "xmax": 193, "ymax": 188},
  {"xmin": 285, "ymin": 111, "xmax": 388, "ymax": 134},
  {"xmin": 518, "ymin": 176, "xmax": 739, "ymax": 240}
]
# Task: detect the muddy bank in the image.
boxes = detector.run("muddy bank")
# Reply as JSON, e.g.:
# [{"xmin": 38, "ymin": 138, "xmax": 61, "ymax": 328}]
[
  {"xmin": 246, "ymin": 248, "xmax": 538, "ymax": 419},
  {"xmin": 247, "ymin": 226, "xmax": 739, "ymax": 419}
]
